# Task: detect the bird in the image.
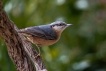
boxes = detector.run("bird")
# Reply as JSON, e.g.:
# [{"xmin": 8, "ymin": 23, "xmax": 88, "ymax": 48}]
[{"xmin": 18, "ymin": 21, "xmax": 72, "ymax": 57}]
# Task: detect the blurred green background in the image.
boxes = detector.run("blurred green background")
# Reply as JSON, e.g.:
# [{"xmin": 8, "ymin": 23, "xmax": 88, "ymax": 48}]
[{"xmin": 0, "ymin": 0, "xmax": 106, "ymax": 71}]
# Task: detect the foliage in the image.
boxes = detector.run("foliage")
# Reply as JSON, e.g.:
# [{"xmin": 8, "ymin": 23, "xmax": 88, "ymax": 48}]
[{"xmin": 0, "ymin": 0, "xmax": 106, "ymax": 71}]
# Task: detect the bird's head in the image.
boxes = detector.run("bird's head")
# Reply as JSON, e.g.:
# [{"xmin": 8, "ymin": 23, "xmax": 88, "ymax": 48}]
[{"xmin": 50, "ymin": 21, "xmax": 72, "ymax": 33}]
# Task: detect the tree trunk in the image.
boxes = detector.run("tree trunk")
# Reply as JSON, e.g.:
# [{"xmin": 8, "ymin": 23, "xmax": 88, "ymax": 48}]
[{"xmin": 0, "ymin": 0, "xmax": 47, "ymax": 71}]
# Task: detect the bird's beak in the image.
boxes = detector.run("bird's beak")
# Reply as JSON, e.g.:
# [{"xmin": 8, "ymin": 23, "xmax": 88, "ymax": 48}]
[{"xmin": 66, "ymin": 24, "xmax": 73, "ymax": 27}]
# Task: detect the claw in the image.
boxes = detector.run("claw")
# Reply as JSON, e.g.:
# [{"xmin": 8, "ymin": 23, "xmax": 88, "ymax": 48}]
[
  {"xmin": 34, "ymin": 45, "xmax": 41, "ymax": 59},
  {"xmin": 35, "ymin": 53, "xmax": 41, "ymax": 59}
]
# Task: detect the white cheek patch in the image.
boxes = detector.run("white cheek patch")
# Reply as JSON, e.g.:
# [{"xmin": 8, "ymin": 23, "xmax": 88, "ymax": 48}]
[
  {"xmin": 53, "ymin": 26, "xmax": 66, "ymax": 31},
  {"xmin": 53, "ymin": 26, "xmax": 61, "ymax": 31}
]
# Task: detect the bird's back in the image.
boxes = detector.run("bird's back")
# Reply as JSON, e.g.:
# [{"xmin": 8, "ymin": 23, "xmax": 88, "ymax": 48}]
[
  {"xmin": 18, "ymin": 25, "xmax": 59, "ymax": 46},
  {"xmin": 38, "ymin": 25, "xmax": 57, "ymax": 40}
]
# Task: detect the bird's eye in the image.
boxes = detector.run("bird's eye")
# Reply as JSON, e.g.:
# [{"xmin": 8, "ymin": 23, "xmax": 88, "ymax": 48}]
[
  {"xmin": 60, "ymin": 24, "xmax": 62, "ymax": 26},
  {"xmin": 52, "ymin": 25, "xmax": 55, "ymax": 27}
]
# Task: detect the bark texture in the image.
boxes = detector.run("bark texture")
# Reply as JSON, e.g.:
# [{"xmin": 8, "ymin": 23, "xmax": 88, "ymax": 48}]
[{"xmin": 0, "ymin": 0, "xmax": 47, "ymax": 71}]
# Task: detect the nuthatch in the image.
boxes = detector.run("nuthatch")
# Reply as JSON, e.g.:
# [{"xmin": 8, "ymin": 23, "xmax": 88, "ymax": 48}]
[{"xmin": 18, "ymin": 21, "xmax": 72, "ymax": 57}]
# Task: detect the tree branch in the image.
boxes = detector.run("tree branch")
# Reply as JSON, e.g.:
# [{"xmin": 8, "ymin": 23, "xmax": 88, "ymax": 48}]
[
  {"xmin": 0, "ymin": 0, "xmax": 47, "ymax": 71},
  {"xmin": 0, "ymin": 0, "xmax": 1, "ymax": 9}
]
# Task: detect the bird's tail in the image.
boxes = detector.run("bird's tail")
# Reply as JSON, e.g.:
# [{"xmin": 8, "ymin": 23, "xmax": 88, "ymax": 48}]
[
  {"xmin": 17, "ymin": 29, "xmax": 27, "ymax": 37},
  {"xmin": 18, "ymin": 29, "xmax": 26, "ymax": 33},
  {"xmin": 18, "ymin": 29, "xmax": 30, "ymax": 37}
]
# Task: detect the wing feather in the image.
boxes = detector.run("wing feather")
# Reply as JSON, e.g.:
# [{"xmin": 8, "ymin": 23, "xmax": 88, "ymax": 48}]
[{"xmin": 19, "ymin": 25, "xmax": 57, "ymax": 40}]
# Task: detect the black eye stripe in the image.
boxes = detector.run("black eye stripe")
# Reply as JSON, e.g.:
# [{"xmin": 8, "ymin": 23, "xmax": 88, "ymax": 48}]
[
  {"xmin": 52, "ymin": 23, "xmax": 65, "ymax": 27},
  {"xmin": 60, "ymin": 24, "xmax": 65, "ymax": 26},
  {"xmin": 60, "ymin": 24, "xmax": 63, "ymax": 25}
]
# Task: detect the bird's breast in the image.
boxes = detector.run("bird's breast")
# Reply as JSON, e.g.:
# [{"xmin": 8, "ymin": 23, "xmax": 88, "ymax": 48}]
[{"xmin": 27, "ymin": 36, "xmax": 60, "ymax": 46}]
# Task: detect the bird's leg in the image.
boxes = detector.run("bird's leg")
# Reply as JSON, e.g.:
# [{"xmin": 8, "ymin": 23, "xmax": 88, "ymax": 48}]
[
  {"xmin": 25, "ymin": 39, "xmax": 31, "ymax": 43},
  {"xmin": 35, "ymin": 45, "xmax": 41, "ymax": 59},
  {"xmin": 24, "ymin": 37, "xmax": 31, "ymax": 43},
  {"xmin": 37, "ymin": 45, "xmax": 41, "ymax": 56}
]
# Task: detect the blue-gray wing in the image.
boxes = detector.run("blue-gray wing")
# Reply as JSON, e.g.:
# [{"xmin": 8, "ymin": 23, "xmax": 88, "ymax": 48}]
[
  {"xmin": 19, "ymin": 25, "xmax": 57, "ymax": 40},
  {"xmin": 39, "ymin": 25, "xmax": 57, "ymax": 40}
]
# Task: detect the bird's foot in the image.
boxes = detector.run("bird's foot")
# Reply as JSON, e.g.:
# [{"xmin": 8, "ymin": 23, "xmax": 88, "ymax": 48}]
[
  {"xmin": 25, "ymin": 39, "xmax": 30, "ymax": 43},
  {"xmin": 35, "ymin": 53, "xmax": 41, "ymax": 59}
]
